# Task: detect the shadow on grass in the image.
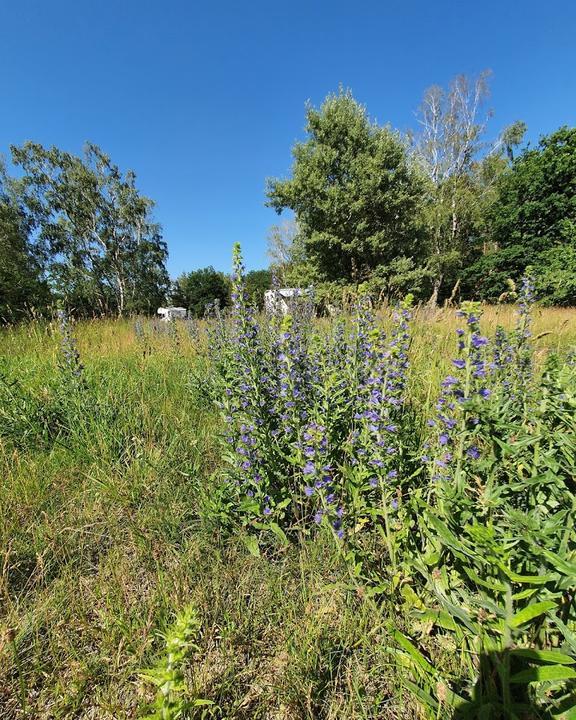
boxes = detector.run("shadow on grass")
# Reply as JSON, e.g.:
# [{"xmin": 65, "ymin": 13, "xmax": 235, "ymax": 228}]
[{"xmin": 452, "ymin": 650, "xmax": 575, "ymax": 720}]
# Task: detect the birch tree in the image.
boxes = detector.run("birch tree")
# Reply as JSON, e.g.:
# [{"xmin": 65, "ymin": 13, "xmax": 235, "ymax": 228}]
[
  {"xmin": 11, "ymin": 142, "xmax": 169, "ymax": 315},
  {"xmin": 414, "ymin": 72, "xmax": 493, "ymax": 304},
  {"xmin": 0, "ymin": 164, "xmax": 50, "ymax": 322}
]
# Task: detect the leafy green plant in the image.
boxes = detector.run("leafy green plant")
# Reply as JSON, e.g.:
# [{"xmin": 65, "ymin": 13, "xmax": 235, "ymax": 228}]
[
  {"xmin": 139, "ymin": 605, "xmax": 214, "ymax": 719},
  {"xmin": 391, "ymin": 293, "xmax": 576, "ymax": 717}
]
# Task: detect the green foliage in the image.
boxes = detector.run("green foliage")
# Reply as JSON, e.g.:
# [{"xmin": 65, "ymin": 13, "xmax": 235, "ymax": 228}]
[
  {"xmin": 266, "ymin": 88, "xmax": 427, "ymax": 282},
  {"xmin": 467, "ymin": 127, "xmax": 576, "ymax": 303},
  {"xmin": 206, "ymin": 248, "xmax": 575, "ymax": 717},
  {"xmin": 387, "ymin": 301, "xmax": 576, "ymax": 717},
  {"xmin": 10, "ymin": 141, "xmax": 169, "ymax": 316},
  {"xmin": 1, "ymin": 296, "xmax": 575, "ymax": 718},
  {"xmin": 367, "ymin": 257, "xmax": 434, "ymax": 302},
  {"xmin": 532, "ymin": 236, "xmax": 576, "ymax": 307},
  {"xmin": 0, "ymin": 187, "xmax": 50, "ymax": 323},
  {"xmin": 263, "ymin": 80, "xmax": 573, "ymax": 308},
  {"xmin": 0, "ymin": 363, "xmax": 65, "ymax": 448},
  {"xmin": 245, "ymin": 268, "xmax": 271, "ymax": 310},
  {"xmin": 501, "ymin": 120, "xmax": 528, "ymax": 162},
  {"xmin": 139, "ymin": 605, "xmax": 214, "ymax": 719},
  {"xmin": 412, "ymin": 76, "xmax": 531, "ymax": 305},
  {"xmin": 171, "ymin": 266, "xmax": 230, "ymax": 318},
  {"xmin": 493, "ymin": 127, "xmax": 576, "ymax": 255}
]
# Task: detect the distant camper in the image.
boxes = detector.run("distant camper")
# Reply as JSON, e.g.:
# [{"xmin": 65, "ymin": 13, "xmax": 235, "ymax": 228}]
[
  {"xmin": 157, "ymin": 306, "xmax": 187, "ymax": 321},
  {"xmin": 264, "ymin": 289, "xmax": 310, "ymax": 316}
]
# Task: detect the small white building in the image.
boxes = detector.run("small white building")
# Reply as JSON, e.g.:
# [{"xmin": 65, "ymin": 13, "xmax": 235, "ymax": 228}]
[
  {"xmin": 157, "ymin": 306, "xmax": 187, "ymax": 321},
  {"xmin": 264, "ymin": 289, "xmax": 310, "ymax": 316}
]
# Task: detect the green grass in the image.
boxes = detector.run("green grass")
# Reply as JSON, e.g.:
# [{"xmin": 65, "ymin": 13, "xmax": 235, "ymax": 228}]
[{"xmin": 1, "ymin": 308, "xmax": 575, "ymax": 719}]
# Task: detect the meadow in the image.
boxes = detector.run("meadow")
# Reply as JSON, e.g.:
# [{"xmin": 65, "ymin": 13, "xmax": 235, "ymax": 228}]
[{"xmin": 1, "ymin": 266, "xmax": 575, "ymax": 718}]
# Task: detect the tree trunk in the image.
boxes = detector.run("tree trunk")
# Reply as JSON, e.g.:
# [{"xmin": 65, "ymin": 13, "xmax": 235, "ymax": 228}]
[
  {"xmin": 428, "ymin": 273, "xmax": 443, "ymax": 307},
  {"xmin": 451, "ymin": 191, "xmax": 458, "ymax": 245},
  {"xmin": 444, "ymin": 278, "xmax": 460, "ymax": 307},
  {"xmin": 115, "ymin": 270, "xmax": 126, "ymax": 316}
]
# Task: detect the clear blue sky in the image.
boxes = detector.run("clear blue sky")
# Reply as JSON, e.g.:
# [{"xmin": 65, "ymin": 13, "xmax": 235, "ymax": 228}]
[{"xmin": 1, "ymin": 0, "xmax": 575, "ymax": 277}]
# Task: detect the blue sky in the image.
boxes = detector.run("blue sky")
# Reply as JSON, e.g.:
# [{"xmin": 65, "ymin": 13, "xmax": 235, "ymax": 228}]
[{"xmin": 1, "ymin": 0, "xmax": 575, "ymax": 277}]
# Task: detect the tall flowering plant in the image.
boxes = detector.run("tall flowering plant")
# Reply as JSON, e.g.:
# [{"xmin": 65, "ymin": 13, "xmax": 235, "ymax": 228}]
[
  {"xmin": 208, "ymin": 245, "xmax": 421, "ymax": 545},
  {"xmin": 214, "ymin": 244, "xmax": 277, "ymax": 525},
  {"xmin": 488, "ymin": 275, "xmax": 536, "ymax": 418},
  {"xmin": 424, "ymin": 301, "xmax": 491, "ymax": 500},
  {"xmin": 57, "ymin": 308, "xmax": 84, "ymax": 382},
  {"xmin": 399, "ymin": 290, "xmax": 576, "ymax": 716}
]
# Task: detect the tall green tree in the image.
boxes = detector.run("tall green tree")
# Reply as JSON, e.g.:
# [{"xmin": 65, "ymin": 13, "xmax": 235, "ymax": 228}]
[
  {"xmin": 0, "ymin": 200, "xmax": 51, "ymax": 323},
  {"xmin": 266, "ymin": 89, "xmax": 426, "ymax": 283},
  {"xmin": 0, "ymin": 164, "xmax": 50, "ymax": 322},
  {"xmin": 11, "ymin": 142, "xmax": 169, "ymax": 315},
  {"xmin": 245, "ymin": 269, "xmax": 271, "ymax": 309},
  {"xmin": 465, "ymin": 126, "xmax": 576, "ymax": 303},
  {"xmin": 413, "ymin": 72, "xmax": 499, "ymax": 303},
  {"xmin": 413, "ymin": 74, "xmax": 527, "ymax": 304},
  {"xmin": 171, "ymin": 267, "xmax": 230, "ymax": 317}
]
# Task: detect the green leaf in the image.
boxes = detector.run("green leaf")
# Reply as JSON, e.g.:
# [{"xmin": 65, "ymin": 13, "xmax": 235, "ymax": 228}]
[
  {"xmin": 510, "ymin": 648, "xmax": 575, "ymax": 665},
  {"xmin": 393, "ymin": 631, "xmax": 436, "ymax": 675},
  {"xmin": 493, "ymin": 435, "xmax": 539, "ymax": 455},
  {"xmin": 242, "ymin": 535, "xmax": 260, "ymax": 557},
  {"xmin": 497, "ymin": 563, "xmax": 554, "ymax": 585},
  {"xmin": 432, "ymin": 590, "xmax": 478, "ymax": 633},
  {"xmin": 509, "ymin": 601, "xmax": 557, "ymax": 628},
  {"xmin": 365, "ymin": 584, "xmax": 389, "ymax": 597},
  {"xmin": 423, "ymin": 513, "xmax": 474, "ymax": 559},
  {"xmin": 416, "ymin": 609, "xmax": 459, "ymax": 633},
  {"xmin": 267, "ymin": 522, "xmax": 289, "ymax": 546},
  {"xmin": 464, "ymin": 566, "xmax": 507, "ymax": 592},
  {"xmin": 402, "ymin": 679, "xmax": 439, "ymax": 712},
  {"xmin": 512, "ymin": 588, "xmax": 539, "ymax": 601},
  {"xmin": 400, "ymin": 584, "xmax": 426, "ymax": 610},
  {"xmin": 552, "ymin": 616, "xmax": 576, "ymax": 654},
  {"xmin": 510, "ymin": 665, "xmax": 576, "ymax": 683},
  {"xmin": 540, "ymin": 548, "xmax": 576, "ymax": 578},
  {"xmin": 238, "ymin": 498, "xmax": 260, "ymax": 514}
]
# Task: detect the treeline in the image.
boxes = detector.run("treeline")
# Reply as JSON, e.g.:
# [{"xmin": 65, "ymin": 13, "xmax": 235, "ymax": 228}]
[
  {"xmin": 171, "ymin": 267, "xmax": 271, "ymax": 316},
  {"xmin": 266, "ymin": 75, "xmax": 576, "ymax": 307},
  {"xmin": 2, "ymin": 73, "xmax": 575, "ymax": 323},
  {"xmin": 0, "ymin": 143, "xmax": 170, "ymax": 322}
]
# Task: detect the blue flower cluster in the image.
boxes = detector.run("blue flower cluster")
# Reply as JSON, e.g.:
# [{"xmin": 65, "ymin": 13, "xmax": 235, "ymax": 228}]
[
  {"xmin": 210, "ymin": 246, "xmax": 542, "ymax": 545},
  {"xmin": 427, "ymin": 302, "xmax": 490, "ymax": 483},
  {"xmin": 349, "ymin": 296, "xmax": 412, "ymax": 512}
]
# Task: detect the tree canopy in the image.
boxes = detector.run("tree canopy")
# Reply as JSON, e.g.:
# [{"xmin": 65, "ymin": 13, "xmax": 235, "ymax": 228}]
[
  {"xmin": 1, "ymin": 79, "xmax": 575, "ymax": 320},
  {"xmin": 171, "ymin": 267, "xmax": 231, "ymax": 317},
  {"xmin": 266, "ymin": 89, "xmax": 427, "ymax": 283},
  {"xmin": 245, "ymin": 269, "xmax": 271, "ymax": 309},
  {"xmin": 0, "ymin": 193, "xmax": 50, "ymax": 323},
  {"xmin": 465, "ymin": 126, "xmax": 576, "ymax": 303},
  {"xmin": 265, "ymin": 81, "xmax": 576, "ymax": 307},
  {"xmin": 10, "ymin": 142, "xmax": 169, "ymax": 316}
]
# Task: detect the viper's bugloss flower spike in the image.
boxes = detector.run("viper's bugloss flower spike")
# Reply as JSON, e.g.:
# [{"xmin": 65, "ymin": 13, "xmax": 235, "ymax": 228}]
[{"xmin": 426, "ymin": 301, "xmax": 489, "ymax": 483}]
